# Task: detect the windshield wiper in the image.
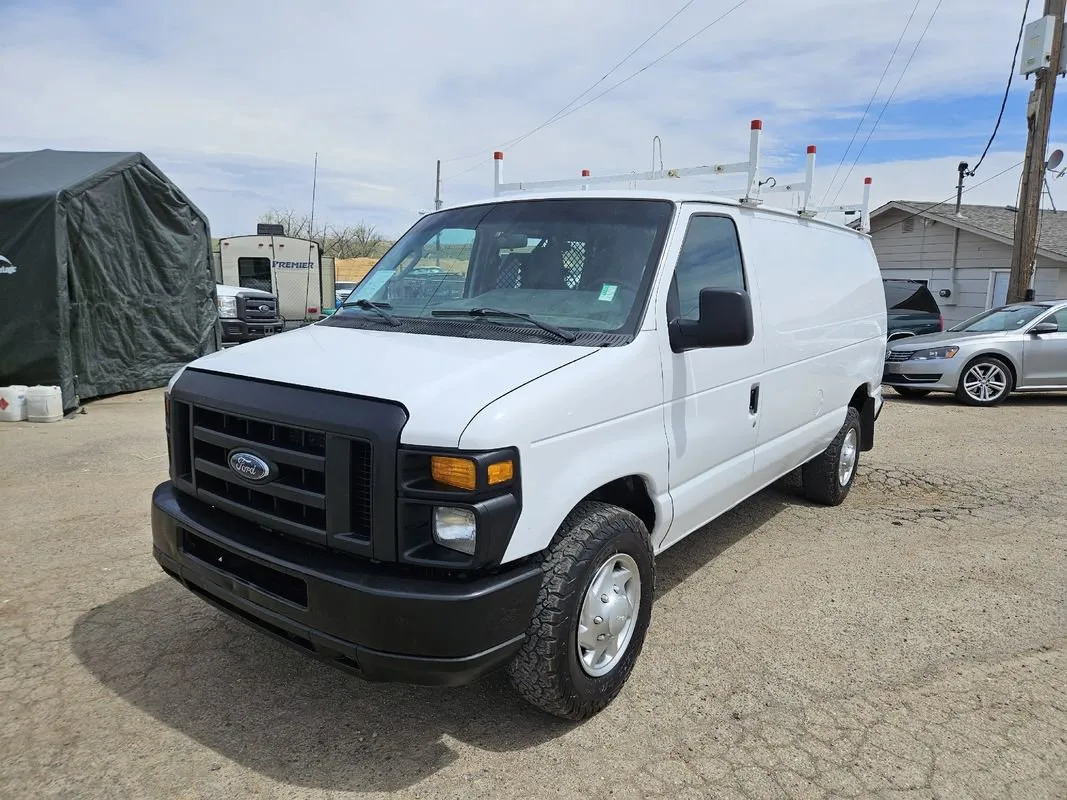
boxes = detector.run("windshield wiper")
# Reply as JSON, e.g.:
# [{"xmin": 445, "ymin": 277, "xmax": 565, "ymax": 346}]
[
  {"xmin": 345, "ymin": 298, "xmax": 400, "ymax": 326},
  {"xmin": 431, "ymin": 307, "xmax": 577, "ymax": 343}
]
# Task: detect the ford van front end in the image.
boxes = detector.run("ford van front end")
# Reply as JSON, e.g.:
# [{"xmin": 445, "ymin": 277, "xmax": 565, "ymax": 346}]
[{"xmin": 153, "ymin": 365, "xmax": 545, "ymax": 686}]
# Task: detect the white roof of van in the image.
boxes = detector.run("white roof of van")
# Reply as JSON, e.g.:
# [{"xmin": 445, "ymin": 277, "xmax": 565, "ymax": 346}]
[{"xmin": 443, "ymin": 189, "xmax": 866, "ymax": 235}]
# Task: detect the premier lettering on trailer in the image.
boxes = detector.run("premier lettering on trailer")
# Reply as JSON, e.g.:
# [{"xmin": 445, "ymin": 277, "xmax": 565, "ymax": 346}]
[{"xmin": 274, "ymin": 261, "xmax": 314, "ymax": 270}]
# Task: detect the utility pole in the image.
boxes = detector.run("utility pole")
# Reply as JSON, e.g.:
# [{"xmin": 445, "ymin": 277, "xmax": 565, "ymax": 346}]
[
  {"xmin": 1008, "ymin": 0, "xmax": 1066, "ymax": 303},
  {"xmin": 434, "ymin": 160, "xmax": 443, "ymax": 211},
  {"xmin": 955, "ymin": 161, "xmax": 969, "ymax": 215},
  {"xmin": 433, "ymin": 160, "xmax": 443, "ymax": 267}
]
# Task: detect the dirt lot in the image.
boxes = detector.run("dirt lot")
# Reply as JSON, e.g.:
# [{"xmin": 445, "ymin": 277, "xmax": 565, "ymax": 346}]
[{"xmin": 1, "ymin": 390, "xmax": 1065, "ymax": 799}]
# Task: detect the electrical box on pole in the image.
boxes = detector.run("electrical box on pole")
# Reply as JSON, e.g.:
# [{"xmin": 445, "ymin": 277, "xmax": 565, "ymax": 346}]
[{"xmin": 1021, "ymin": 15, "xmax": 1059, "ymax": 75}]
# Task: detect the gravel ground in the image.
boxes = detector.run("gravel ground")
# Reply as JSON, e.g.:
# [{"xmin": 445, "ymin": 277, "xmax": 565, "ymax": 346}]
[{"xmin": 1, "ymin": 389, "xmax": 1065, "ymax": 799}]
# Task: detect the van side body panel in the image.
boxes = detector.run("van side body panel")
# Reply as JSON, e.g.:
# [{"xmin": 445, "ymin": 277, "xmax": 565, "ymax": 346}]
[{"xmin": 743, "ymin": 212, "xmax": 887, "ymax": 489}]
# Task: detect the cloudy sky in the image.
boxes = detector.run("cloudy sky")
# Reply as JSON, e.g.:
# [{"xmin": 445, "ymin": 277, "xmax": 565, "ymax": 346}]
[{"xmin": 2, "ymin": 0, "xmax": 1064, "ymax": 237}]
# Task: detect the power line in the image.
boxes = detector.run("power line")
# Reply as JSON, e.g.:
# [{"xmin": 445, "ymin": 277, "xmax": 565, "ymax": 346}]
[
  {"xmin": 968, "ymin": 0, "xmax": 1031, "ymax": 177},
  {"xmin": 821, "ymin": 0, "xmax": 924, "ymax": 205},
  {"xmin": 522, "ymin": 0, "xmax": 750, "ymax": 141},
  {"xmin": 868, "ymin": 159, "xmax": 1024, "ymax": 235},
  {"xmin": 441, "ymin": 0, "xmax": 750, "ymax": 181},
  {"xmin": 443, "ymin": 0, "xmax": 700, "ymax": 165},
  {"xmin": 830, "ymin": 0, "xmax": 946, "ymax": 205}
]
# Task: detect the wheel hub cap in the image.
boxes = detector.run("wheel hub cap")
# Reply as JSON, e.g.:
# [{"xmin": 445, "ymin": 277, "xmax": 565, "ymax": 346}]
[
  {"xmin": 838, "ymin": 428, "xmax": 858, "ymax": 486},
  {"xmin": 577, "ymin": 553, "xmax": 641, "ymax": 677},
  {"xmin": 964, "ymin": 364, "xmax": 1006, "ymax": 402}
]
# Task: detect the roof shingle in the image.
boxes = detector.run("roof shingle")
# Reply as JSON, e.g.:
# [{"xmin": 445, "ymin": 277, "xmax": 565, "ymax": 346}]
[{"xmin": 867, "ymin": 201, "xmax": 1067, "ymax": 261}]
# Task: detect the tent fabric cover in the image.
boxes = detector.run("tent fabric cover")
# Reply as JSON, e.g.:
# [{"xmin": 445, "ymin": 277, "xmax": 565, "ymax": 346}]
[{"xmin": 0, "ymin": 150, "xmax": 218, "ymax": 410}]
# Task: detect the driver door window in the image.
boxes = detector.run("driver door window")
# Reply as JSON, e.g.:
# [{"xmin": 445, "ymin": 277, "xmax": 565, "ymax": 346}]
[{"xmin": 669, "ymin": 215, "xmax": 746, "ymax": 321}]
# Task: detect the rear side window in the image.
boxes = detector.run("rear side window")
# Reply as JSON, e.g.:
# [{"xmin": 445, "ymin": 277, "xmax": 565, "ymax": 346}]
[
  {"xmin": 670, "ymin": 215, "xmax": 745, "ymax": 320},
  {"xmin": 883, "ymin": 280, "xmax": 940, "ymax": 313}
]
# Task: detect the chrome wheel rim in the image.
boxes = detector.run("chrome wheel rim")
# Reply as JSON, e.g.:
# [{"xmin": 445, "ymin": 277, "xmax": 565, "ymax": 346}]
[
  {"xmin": 577, "ymin": 553, "xmax": 641, "ymax": 677},
  {"xmin": 838, "ymin": 427, "xmax": 858, "ymax": 486},
  {"xmin": 963, "ymin": 363, "xmax": 1008, "ymax": 403}
]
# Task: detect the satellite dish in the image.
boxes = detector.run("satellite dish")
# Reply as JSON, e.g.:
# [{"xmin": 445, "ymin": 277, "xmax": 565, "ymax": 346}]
[{"xmin": 1046, "ymin": 149, "xmax": 1064, "ymax": 171}]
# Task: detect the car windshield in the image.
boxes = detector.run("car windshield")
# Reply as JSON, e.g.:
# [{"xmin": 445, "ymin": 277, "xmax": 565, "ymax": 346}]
[
  {"xmin": 949, "ymin": 304, "xmax": 1048, "ymax": 332},
  {"xmin": 337, "ymin": 198, "xmax": 675, "ymax": 337}
]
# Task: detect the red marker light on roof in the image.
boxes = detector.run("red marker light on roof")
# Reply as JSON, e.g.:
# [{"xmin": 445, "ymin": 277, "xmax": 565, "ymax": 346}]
[
  {"xmin": 494, "ymin": 151, "xmax": 504, "ymax": 160},
  {"xmin": 751, "ymin": 120, "xmax": 763, "ymax": 130},
  {"xmin": 807, "ymin": 145, "xmax": 817, "ymax": 154}
]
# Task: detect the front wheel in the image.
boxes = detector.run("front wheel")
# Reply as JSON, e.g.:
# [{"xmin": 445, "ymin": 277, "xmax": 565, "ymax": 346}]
[
  {"xmin": 506, "ymin": 501, "xmax": 654, "ymax": 721},
  {"xmin": 955, "ymin": 356, "xmax": 1012, "ymax": 406}
]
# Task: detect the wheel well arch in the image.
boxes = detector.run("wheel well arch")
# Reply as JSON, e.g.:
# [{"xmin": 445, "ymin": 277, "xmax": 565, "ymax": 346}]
[
  {"xmin": 581, "ymin": 476, "xmax": 656, "ymax": 534},
  {"xmin": 961, "ymin": 351, "xmax": 1018, "ymax": 390}
]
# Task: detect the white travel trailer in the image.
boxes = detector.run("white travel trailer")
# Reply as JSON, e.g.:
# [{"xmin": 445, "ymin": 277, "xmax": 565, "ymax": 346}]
[
  {"xmin": 156, "ymin": 121, "xmax": 882, "ymax": 721},
  {"xmin": 215, "ymin": 231, "xmax": 331, "ymax": 325}
]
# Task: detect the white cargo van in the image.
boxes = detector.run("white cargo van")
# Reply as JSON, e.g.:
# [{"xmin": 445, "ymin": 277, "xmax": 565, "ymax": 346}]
[{"xmin": 153, "ymin": 125, "xmax": 885, "ymax": 720}]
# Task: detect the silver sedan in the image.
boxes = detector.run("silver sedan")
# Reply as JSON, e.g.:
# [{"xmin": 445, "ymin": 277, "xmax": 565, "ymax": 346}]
[{"xmin": 882, "ymin": 299, "xmax": 1067, "ymax": 406}]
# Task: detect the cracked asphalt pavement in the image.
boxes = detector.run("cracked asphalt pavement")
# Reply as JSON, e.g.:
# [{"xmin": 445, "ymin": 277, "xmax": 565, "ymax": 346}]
[{"xmin": 1, "ymin": 389, "xmax": 1065, "ymax": 799}]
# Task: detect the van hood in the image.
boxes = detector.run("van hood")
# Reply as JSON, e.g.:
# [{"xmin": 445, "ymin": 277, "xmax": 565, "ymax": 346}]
[{"xmin": 185, "ymin": 324, "xmax": 600, "ymax": 447}]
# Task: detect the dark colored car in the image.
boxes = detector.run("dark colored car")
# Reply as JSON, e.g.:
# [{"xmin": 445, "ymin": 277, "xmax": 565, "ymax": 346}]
[{"xmin": 883, "ymin": 279, "xmax": 943, "ymax": 342}]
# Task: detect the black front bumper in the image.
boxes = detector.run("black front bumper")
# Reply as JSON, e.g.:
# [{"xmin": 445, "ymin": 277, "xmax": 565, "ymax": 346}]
[
  {"xmin": 151, "ymin": 481, "xmax": 543, "ymax": 686},
  {"xmin": 220, "ymin": 319, "xmax": 282, "ymax": 343}
]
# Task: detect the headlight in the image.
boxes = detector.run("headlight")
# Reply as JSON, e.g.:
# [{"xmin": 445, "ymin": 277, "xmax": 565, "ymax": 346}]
[
  {"xmin": 909, "ymin": 345, "xmax": 959, "ymax": 360},
  {"xmin": 433, "ymin": 507, "xmax": 477, "ymax": 554},
  {"xmin": 216, "ymin": 296, "xmax": 238, "ymax": 318}
]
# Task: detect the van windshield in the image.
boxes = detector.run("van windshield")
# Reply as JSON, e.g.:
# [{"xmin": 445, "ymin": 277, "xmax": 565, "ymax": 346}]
[{"xmin": 337, "ymin": 198, "xmax": 674, "ymax": 340}]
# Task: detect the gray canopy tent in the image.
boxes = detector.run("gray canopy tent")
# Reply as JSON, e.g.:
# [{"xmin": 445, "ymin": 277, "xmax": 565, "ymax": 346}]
[{"xmin": 0, "ymin": 150, "xmax": 219, "ymax": 411}]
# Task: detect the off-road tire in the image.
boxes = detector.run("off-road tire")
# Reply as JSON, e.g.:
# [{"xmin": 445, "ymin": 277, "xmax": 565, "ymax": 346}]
[
  {"xmin": 506, "ymin": 501, "xmax": 654, "ymax": 721},
  {"xmin": 955, "ymin": 355, "xmax": 1013, "ymax": 407},
  {"xmin": 801, "ymin": 407, "xmax": 861, "ymax": 507},
  {"xmin": 893, "ymin": 386, "xmax": 932, "ymax": 399}
]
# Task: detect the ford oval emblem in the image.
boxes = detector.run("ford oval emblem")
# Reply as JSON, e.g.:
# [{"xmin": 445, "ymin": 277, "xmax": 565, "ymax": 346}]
[{"xmin": 228, "ymin": 451, "xmax": 274, "ymax": 483}]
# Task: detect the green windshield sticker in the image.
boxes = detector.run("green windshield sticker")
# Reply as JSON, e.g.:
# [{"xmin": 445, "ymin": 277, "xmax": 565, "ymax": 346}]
[{"xmin": 598, "ymin": 283, "xmax": 618, "ymax": 302}]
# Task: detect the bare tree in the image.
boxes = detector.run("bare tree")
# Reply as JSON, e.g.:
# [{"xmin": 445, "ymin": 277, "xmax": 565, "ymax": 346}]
[{"xmin": 258, "ymin": 209, "xmax": 388, "ymax": 259}]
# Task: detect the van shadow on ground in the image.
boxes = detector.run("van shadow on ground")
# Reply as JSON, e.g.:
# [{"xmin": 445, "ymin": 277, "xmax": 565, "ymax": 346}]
[{"xmin": 70, "ymin": 481, "xmax": 805, "ymax": 793}]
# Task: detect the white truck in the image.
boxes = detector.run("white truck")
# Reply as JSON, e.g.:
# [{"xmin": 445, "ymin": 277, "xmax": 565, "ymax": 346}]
[
  {"xmin": 214, "ymin": 231, "xmax": 334, "ymax": 326},
  {"xmin": 154, "ymin": 122, "xmax": 885, "ymax": 720},
  {"xmin": 214, "ymin": 283, "xmax": 283, "ymax": 345}
]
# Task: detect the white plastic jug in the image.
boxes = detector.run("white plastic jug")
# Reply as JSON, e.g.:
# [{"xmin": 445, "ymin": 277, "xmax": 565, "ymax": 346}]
[
  {"xmin": 0, "ymin": 385, "xmax": 28, "ymax": 422},
  {"xmin": 25, "ymin": 385, "xmax": 63, "ymax": 423}
]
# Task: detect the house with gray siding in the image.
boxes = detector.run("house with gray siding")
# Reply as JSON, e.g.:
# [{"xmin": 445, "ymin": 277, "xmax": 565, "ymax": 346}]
[{"xmin": 859, "ymin": 202, "xmax": 1067, "ymax": 325}]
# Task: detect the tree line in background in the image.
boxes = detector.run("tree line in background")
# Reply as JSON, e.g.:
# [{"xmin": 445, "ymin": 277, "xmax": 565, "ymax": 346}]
[{"xmin": 258, "ymin": 209, "xmax": 390, "ymax": 259}]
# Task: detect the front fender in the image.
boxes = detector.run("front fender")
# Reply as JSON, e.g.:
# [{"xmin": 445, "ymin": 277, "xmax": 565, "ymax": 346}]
[{"xmin": 459, "ymin": 334, "xmax": 672, "ymax": 564}]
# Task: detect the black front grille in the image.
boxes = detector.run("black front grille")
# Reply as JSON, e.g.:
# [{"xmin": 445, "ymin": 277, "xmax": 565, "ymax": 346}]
[
  {"xmin": 171, "ymin": 399, "xmax": 373, "ymax": 549},
  {"xmin": 238, "ymin": 295, "xmax": 279, "ymax": 322},
  {"xmin": 885, "ymin": 350, "xmax": 912, "ymax": 362}
]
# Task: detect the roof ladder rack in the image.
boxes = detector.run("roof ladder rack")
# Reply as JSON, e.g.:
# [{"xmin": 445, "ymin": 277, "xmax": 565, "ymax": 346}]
[{"xmin": 491, "ymin": 120, "xmax": 874, "ymax": 232}]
